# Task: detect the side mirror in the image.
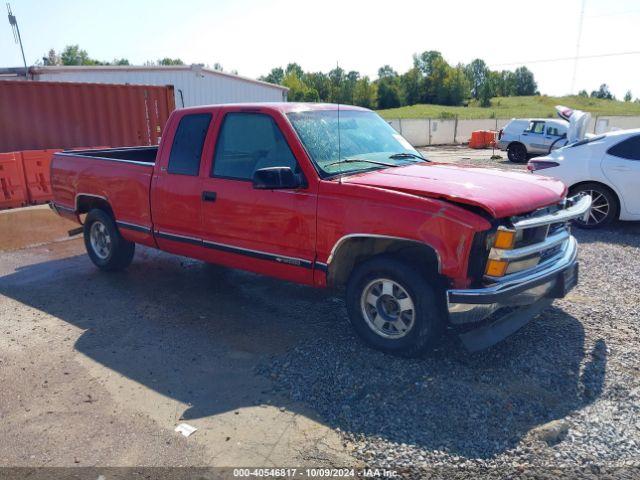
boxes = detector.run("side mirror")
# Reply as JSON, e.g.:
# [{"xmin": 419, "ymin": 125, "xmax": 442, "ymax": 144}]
[{"xmin": 252, "ymin": 167, "xmax": 302, "ymax": 190}]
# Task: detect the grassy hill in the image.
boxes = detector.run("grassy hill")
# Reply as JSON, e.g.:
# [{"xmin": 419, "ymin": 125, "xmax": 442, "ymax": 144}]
[{"xmin": 377, "ymin": 95, "xmax": 640, "ymax": 120}]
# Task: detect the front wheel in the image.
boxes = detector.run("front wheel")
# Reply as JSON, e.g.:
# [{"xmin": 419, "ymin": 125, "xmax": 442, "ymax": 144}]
[
  {"xmin": 570, "ymin": 183, "xmax": 618, "ymax": 229},
  {"xmin": 507, "ymin": 143, "xmax": 527, "ymax": 163},
  {"xmin": 83, "ymin": 209, "xmax": 135, "ymax": 271},
  {"xmin": 346, "ymin": 256, "xmax": 444, "ymax": 357}
]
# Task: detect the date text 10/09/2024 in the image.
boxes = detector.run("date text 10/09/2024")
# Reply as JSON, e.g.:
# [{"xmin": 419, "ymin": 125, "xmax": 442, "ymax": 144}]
[{"xmin": 232, "ymin": 468, "xmax": 399, "ymax": 478}]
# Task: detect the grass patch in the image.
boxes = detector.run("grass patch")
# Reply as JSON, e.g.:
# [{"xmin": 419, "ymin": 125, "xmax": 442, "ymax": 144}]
[{"xmin": 377, "ymin": 95, "xmax": 640, "ymax": 120}]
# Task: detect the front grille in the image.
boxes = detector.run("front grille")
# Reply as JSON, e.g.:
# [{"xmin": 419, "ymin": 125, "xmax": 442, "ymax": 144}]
[
  {"xmin": 516, "ymin": 224, "xmax": 549, "ymax": 247},
  {"xmin": 540, "ymin": 243, "xmax": 563, "ymax": 263},
  {"xmin": 483, "ymin": 199, "xmax": 578, "ymax": 283}
]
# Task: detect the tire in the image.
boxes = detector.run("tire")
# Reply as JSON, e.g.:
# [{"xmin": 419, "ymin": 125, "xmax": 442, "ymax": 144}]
[
  {"xmin": 569, "ymin": 183, "xmax": 618, "ymax": 229},
  {"xmin": 83, "ymin": 209, "xmax": 135, "ymax": 271},
  {"xmin": 507, "ymin": 143, "xmax": 527, "ymax": 163},
  {"xmin": 346, "ymin": 255, "xmax": 445, "ymax": 357}
]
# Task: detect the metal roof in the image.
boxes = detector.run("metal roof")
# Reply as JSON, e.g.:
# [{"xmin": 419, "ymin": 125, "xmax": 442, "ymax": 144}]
[
  {"xmin": 22, "ymin": 65, "xmax": 289, "ymax": 91},
  {"xmin": 177, "ymin": 102, "xmax": 369, "ymax": 114}
]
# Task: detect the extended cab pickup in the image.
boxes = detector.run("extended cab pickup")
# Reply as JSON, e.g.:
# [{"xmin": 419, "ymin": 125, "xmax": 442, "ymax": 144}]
[{"xmin": 51, "ymin": 103, "xmax": 592, "ymax": 356}]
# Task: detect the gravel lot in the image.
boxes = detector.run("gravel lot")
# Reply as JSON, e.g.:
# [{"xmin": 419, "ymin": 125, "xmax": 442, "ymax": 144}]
[
  {"xmin": 256, "ymin": 147, "xmax": 640, "ymax": 478},
  {"xmin": 257, "ymin": 223, "xmax": 640, "ymax": 478},
  {"xmin": 418, "ymin": 145, "xmax": 519, "ymax": 170}
]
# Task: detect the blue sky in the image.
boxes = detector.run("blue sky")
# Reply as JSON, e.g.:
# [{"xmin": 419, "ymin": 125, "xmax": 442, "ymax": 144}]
[{"xmin": 2, "ymin": 0, "xmax": 639, "ymax": 98}]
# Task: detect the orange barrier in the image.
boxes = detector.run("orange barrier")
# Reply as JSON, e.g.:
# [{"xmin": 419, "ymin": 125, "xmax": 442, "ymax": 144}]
[
  {"xmin": 0, "ymin": 151, "xmax": 29, "ymax": 209},
  {"xmin": 486, "ymin": 130, "xmax": 497, "ymax": 148},
  {"xmin": 21, "ymin": 149, "xmax": 59, "ymax": 205},
  {"xmin": 0, "ymin": 146, "xmax": 113, "ymax": 210},
  {"xmin": 469, "ymin": 130, "xmax": 497, "ymax": 149}
]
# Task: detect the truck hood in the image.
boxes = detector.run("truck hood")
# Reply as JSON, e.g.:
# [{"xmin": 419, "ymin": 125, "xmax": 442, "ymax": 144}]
[
  {"xmin": 342, "ymin": 163, "xmax": 567, "ymax": 218},
  {"xmin": 556, "ymin": 105, "xmax": 591, "ymax": 143}
]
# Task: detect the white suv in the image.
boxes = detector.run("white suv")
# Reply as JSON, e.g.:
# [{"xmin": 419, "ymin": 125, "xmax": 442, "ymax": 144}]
[{"xmin": 498, "ymin": 106, "xmax": 590, "ymax": 163}]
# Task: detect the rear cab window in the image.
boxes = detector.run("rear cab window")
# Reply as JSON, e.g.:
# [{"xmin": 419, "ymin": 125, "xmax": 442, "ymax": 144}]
[{"xmin": 167, "ymin": 113, "xmax": 212, "ymax": 175}]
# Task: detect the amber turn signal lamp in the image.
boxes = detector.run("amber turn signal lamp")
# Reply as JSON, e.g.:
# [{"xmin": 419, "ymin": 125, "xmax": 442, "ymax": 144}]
[
  {"xmin": 494, "ymin": 229, "xmax": 516, "ymax": 249},
  {"xmin": 485, "ymin": 259, "xmax": 509, "ymax": 277}
]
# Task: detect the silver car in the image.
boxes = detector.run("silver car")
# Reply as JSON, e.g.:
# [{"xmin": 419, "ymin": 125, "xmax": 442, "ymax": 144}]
[
  {"xmin": 498, "ymin": 118, "xmax": 569, "ymax": 163},
  {"xmin": 498, "ymin": 105, "xmax": 591, "ymax": 163}
]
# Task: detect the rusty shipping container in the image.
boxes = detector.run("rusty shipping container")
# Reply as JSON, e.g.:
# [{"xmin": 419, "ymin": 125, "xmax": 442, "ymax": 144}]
[{"xmin": 0, "ymin": 80, "xmax": 175, "ymax": 153}]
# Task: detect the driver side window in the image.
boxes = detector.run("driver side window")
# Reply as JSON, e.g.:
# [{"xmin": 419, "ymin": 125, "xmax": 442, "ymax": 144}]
[
  {"xmin": 527, "ymin": 121, "xmax": 545, "ymax": 134},
  {"xmin": 212, "ymin": 113, "xmax": 298, "ymax": 180}
]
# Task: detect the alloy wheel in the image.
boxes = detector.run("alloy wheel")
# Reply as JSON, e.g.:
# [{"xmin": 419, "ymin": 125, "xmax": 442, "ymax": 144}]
[
  {"xmin": 360, "ymin": 278, "xmax": 416, "ymax": 339},
  {"xmin": 577, "ymin": 189, "xmax": 610, "ymax": 227},
  {"xmin": 89, "ymin": 221, "xmax": 112, "ymax": 259}
]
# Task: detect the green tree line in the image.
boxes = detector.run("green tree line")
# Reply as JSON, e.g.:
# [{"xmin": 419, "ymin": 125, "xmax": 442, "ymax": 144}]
[
  {"xmin": 42, "ymin": 45, "xmax": 635, "ymax": 107},
  {"xmin": 40, "ymin": 45, "xmax": 185, "ymax": 67},
  {"xmin": 260, "ymin": 51, "xmax": 539, "ymax": 109},
  {"xmin": 40, "ymin": 45, "xmax": 238, "ymax": 73}
]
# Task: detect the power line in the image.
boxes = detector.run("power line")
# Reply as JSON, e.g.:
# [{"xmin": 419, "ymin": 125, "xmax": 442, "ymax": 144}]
[{"xmin": 489, "ymin": 50, "xmax": 640, "ymax": 68}]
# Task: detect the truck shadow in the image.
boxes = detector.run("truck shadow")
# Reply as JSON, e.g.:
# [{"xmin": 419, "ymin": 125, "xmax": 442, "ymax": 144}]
[{"xmin": 0, "ymin": 247, "xmax": 606, "ymax": 460}]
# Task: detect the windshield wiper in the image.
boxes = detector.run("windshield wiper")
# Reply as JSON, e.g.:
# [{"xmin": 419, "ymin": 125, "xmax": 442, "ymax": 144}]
[
  {"xmin": 323, "ymin": 158, "xmax": 399, "ymax": 169},
  {"xmin": 388, "ymin": 152, "xmax": 427, "ymax": 161}
]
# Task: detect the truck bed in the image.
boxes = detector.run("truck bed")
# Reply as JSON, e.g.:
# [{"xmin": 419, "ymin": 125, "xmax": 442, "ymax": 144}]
[
  {"xmin": 60, "ymin": 146, "xmax": 158, "ymax": 165},
  {"xmin": 51, "ymin": 147, "xmax": 158, "ymax": 247}
]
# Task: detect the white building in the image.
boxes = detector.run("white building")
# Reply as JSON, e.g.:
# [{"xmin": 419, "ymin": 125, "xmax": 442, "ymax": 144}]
[{"xmin": 25, "ymin": 65, "xmax": 288, "ymax": 107}]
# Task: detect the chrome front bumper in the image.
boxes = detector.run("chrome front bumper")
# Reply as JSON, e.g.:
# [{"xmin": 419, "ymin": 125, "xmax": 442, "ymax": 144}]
[
  {"xmin": 447, "ymin": 194, "xmax": 589, "ymax": 326},
  {"xmin": 445, "ymin": 193, "xmax": 591, "ymax": 351},
  {"xmin": 447, "ymin": 235, "xmax": 578, "ymax": 326}
]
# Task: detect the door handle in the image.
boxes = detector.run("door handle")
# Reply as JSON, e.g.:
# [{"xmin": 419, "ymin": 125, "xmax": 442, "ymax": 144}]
[{"xmin": 202, "ymin": 191, "xmax": 217, "ymax": 202}]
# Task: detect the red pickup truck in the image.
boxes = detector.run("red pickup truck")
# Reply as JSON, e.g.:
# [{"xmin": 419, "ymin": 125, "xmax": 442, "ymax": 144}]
[{"xmin": 50, "ymin": 103, "xmax": 591, "ymax": 356}]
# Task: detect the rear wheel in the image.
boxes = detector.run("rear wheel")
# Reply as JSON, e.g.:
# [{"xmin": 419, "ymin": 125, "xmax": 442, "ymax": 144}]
[
  {"xmin": 346, "ymin": 256, "xmax": 444, "ymax": 357},
  {"xmin": 507, "ymin": 143, "xmax": 527, "ymax": 163},
  {"xmin": 570, "ymin": 183, "xmax": 618, "ymax": 229},
  {"xmin": 84, "ymin": 209, "xmax": 135, "ymax": 271}
]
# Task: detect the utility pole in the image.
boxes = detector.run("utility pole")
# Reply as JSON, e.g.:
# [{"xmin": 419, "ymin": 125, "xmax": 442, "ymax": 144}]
[
  {"xmin": 571, "ymin": 0, "xmax": 586, "ymax": 94},
  {"xmin": 7, "ymin": 3, "xmax": 28, "ymax": 77}
]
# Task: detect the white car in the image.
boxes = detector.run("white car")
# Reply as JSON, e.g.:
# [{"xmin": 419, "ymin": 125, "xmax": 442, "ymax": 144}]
[{"xmin": 528, "ymin": 128, "xmax": 640, "ymax": 228}]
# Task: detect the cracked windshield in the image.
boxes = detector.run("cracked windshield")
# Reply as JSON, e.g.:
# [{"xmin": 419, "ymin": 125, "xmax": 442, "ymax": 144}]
[{"xmin": 287, "ymin": 109, "xmax": 424, "ymax": 176}]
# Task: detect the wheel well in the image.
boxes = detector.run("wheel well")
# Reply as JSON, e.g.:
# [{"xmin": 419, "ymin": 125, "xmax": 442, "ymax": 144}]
[
  {"xmin": 569, "ymin": 181, "xmax": 620, "ymax": 218},
  {"xmin": 76, "ymin": 195, "xmax": 114, "ymax": 218},
  {"xmin": 508, "ymin": 141, "xmax": 525, "ymax": 150},
  {"xmin": 327, "ymin": 237, "xmax": 441, "ymax": 288}
]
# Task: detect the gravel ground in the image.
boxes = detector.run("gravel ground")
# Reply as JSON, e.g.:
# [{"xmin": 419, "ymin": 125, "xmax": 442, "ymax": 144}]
[
  {"xmin": 418, "ymin": 145, "xmax": 521, "ymax": 171},
  {"xmin": 257, "ymin": 193, "xmax": 640, "ymax": 477}
]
